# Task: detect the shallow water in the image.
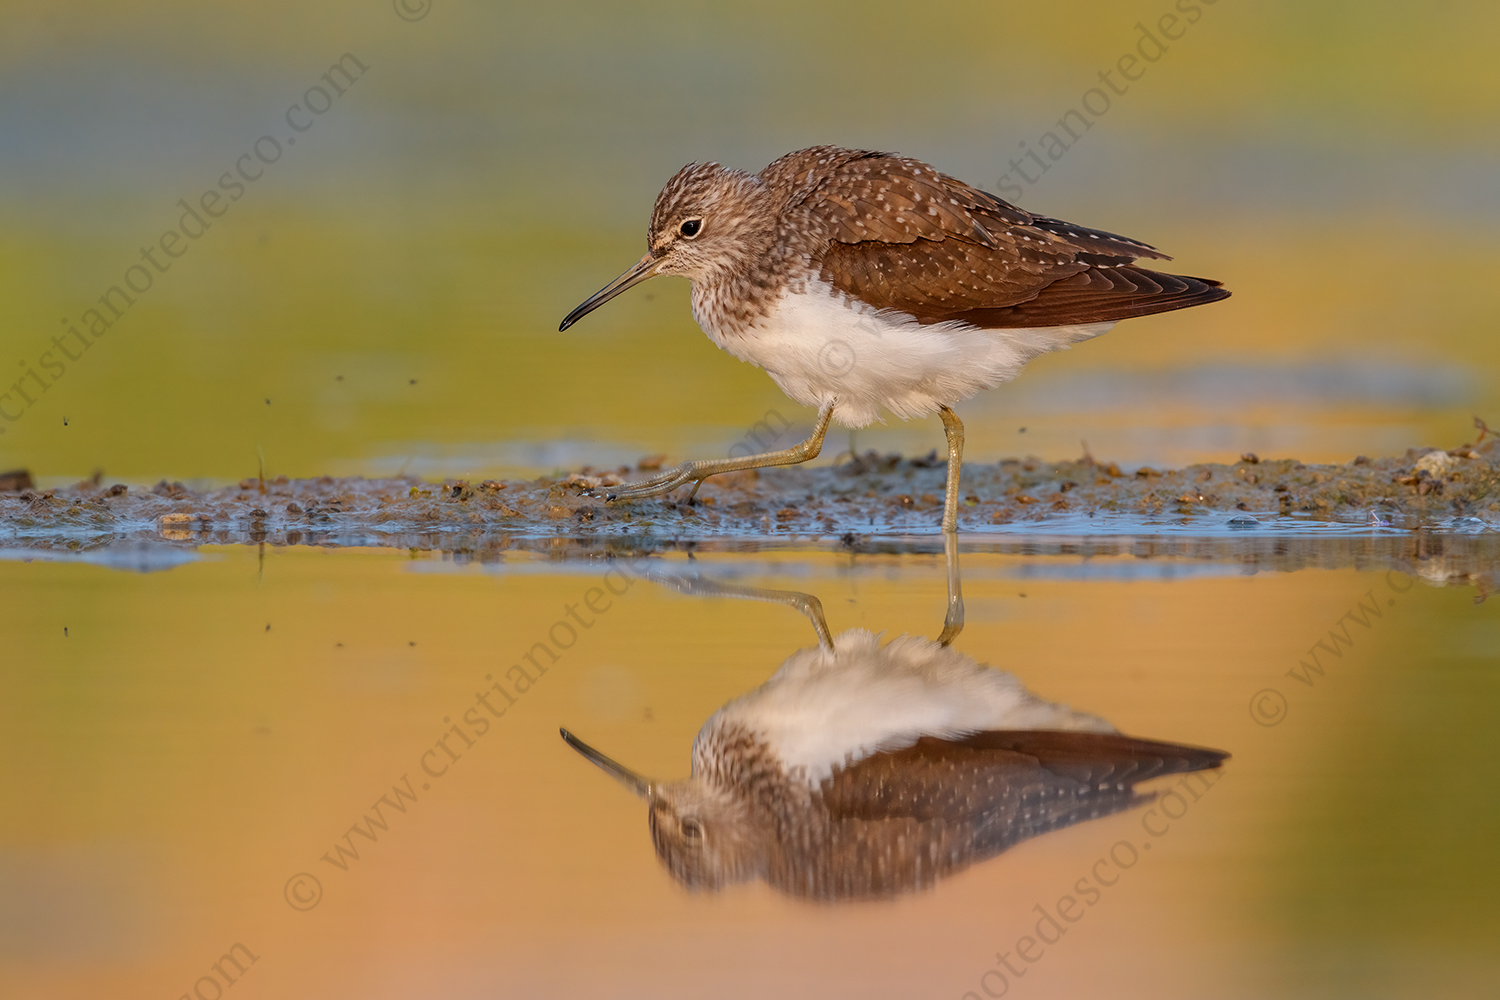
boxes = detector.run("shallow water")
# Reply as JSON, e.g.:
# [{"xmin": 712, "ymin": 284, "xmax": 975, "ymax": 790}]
[
  {"xmin": 4, "ymin": 4, "xmax": 1500, "ymax": 997},
  {"xmin": 3, "ymin": 531, "xmax": 1496, "ymax": 999}
]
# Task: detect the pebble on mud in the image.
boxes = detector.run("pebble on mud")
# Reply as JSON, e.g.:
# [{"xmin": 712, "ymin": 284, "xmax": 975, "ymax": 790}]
[{"xmin": 3, "ymin": 435, "xmax": 1498, "ymax": 565}]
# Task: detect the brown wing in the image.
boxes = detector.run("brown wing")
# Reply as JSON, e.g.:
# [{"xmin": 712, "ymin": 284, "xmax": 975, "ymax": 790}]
[
  {"xmin": 822, "ymin": 730, "xmax": 1227, "ymax": 823},
  {"xmin": 946, "ymin": 266, "xmax": 1229, "ymax": 327},
  {"xmin": 765, "ymin": 729, "xmax": 1226, "ymax": 901},
  {"xmin": 763, "ymin": 147, "xmax": 1228, "ymax": 327},
  {"xmin": 944, "ymin": 730, "xmax": 1230, "ymax": 789}
]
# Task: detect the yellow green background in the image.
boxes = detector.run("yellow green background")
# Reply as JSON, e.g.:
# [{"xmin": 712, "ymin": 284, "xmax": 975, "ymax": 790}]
[
  {"xmin": 3, "ymin": 4, "xmax": 1499, "ymax": 999},
  {"xmin": 2, "ymin": 0, "xmax": 1497, "ymax": 482}
]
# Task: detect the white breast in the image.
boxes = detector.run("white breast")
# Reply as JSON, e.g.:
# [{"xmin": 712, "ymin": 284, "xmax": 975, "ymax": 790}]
[
  {"xmin": 695, "ymin": 629, "xmax": 1115, "ymax": 786},
  {"xmin": 693, "ymin": 279, "xmax": 1112, "ymax": 428}
]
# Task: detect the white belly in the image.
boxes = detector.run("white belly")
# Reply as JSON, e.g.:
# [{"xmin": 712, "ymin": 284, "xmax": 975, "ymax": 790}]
[
  {"xmin": 694, "ymin": 279, "xmax": 1112, "ymax": 427},
  {"xmin": 697, "ymin": 629, "xmax": 1115, "ymax": 786}
]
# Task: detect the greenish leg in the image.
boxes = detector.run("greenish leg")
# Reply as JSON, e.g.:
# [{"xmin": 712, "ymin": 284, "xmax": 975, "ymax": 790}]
[
  {"xmin": 939, "ymin": 405, "xmax": 964, "ymax": 533},
  {"xmin": 606, "ymin": 403, "xmax": 836, "ymax": 503},
  {"xmin": 936, "ymin": 529, "xmax": 965, "ymax": 647}
]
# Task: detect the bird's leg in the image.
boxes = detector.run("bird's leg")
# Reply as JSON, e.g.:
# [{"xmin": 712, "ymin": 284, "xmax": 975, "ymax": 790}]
[
  {"xmin": 938, "ymin": 405, "xmax": 965, "ymax": 533},
  {"xmin": 936, "ymin": 529, "xmax": 965, "ymax": 646},
  {"xmin": 645, "ymin": 571, "xmax": 834, "ymax": 650},
  {"xmin": 606, "ymin": 403, "xmax": 835, "ymax": 502}
]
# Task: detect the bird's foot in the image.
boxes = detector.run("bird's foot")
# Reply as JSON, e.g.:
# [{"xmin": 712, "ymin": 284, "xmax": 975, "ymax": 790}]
[
  {"xmin": 604, "ymin": 461, "xmax": 706, "ymax": 502},
  {"xmin": 604, "ymin": 403, "xmax": 836, "ymax": 506}
]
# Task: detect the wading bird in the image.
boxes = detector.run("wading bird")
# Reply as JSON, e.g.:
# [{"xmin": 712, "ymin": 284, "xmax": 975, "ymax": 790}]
[{"xmin": 560, "ymin": 145, "xmax": 1229, "ymax": 531}]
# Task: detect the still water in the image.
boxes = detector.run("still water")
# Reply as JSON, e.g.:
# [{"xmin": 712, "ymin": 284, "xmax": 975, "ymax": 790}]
[
  {"xmin": 5, "ymin": 3, "xmax": 1500, "ymax": 997},
  {"xmin": 3, "ymin": 531, "xmax": 1495, "ymax": 999}
]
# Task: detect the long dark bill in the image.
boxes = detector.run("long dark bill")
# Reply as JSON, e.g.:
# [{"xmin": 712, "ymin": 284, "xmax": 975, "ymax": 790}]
[
  {"xmin": 559, "ymin": 727, "xmax": 655, "ymax": 799},
  {"xmin": 558, "ymin": 253, "xmax": 660, "ymax": 331}
]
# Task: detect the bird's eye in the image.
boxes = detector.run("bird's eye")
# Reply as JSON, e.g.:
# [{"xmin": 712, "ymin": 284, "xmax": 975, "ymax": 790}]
[
  {"xmin": 680, "ymin": 818, "xmax": 703, "ymax": 841},
  {"xmin": 679, "ymin": 218, "xmax": 702, "ymax": 238}
]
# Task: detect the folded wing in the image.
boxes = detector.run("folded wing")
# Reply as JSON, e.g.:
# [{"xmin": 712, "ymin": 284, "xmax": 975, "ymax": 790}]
[
  {"xmin": 767, "ymin": 729, "xmax": 1227, "ymax": 900},
  {"xmin": 766, "ymin": 146, "xmax": 1230, "ymax": 328}
]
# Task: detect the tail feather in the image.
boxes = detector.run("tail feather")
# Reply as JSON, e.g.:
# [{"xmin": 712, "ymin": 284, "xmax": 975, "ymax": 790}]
[{"xmin": 956, "ymin": 266, "xmax": 1230, "ymax": 328}]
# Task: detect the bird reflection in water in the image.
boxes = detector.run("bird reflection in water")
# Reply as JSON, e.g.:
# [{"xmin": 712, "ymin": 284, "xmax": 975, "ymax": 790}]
[{"xmin": 561, "ymin": 540, "xmax": 1227, "ymax": 901}]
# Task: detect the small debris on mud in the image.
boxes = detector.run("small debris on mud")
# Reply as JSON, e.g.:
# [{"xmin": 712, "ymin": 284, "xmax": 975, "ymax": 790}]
[{"xmin": 3, "ymin": 442, "xmax": 1499, "ymax": 591}]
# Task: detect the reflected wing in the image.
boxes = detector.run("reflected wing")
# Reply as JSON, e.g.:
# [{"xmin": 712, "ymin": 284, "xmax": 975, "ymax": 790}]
[
  {"xmin": 763, "ymin": 147, "xmax": 1228, "ymax": 327},
  {"xmin": 768, "ymin": 730, "xmax": 1226, "ymax": 901},
  {"xmin": 822, "ymin": 729, "xmax": 1226, "ymax": 824},
  {"xmin": 939, "ymin": 729, "xmax": 1230, "ymax": 795}
]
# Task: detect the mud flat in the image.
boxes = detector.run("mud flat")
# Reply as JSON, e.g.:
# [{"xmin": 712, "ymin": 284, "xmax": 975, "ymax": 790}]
[{"xmin": 3, "ymin": 442, "xmax": 1498, "ymax": 592}]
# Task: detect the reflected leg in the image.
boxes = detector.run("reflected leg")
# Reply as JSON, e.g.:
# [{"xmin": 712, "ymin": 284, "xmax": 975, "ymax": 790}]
[
  {"xmin": 646, "ymin": 571, "xmax": 833, "ymax": 650},
  {"xmin": 936, "ymin": 530, "xmax": 964, "ymax": 647}
]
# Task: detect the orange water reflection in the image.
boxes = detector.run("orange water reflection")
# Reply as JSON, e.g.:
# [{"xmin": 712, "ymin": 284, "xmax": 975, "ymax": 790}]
[{"xmin": 2, "ymin": 545, "xmax": 1496, "ymax": 998}]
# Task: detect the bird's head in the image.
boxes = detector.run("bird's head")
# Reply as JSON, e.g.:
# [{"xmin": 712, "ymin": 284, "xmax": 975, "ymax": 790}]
[
  {"xmin": 559, "ymin": 727, "xmax": 769, "ymax": 892},
  {"xmin": 559, "ymin": 162, "xmax": 773, "ymax": 330},
  {"xmin": 647, "ymin": 779, "xmax": 767, "ymax": 892}
]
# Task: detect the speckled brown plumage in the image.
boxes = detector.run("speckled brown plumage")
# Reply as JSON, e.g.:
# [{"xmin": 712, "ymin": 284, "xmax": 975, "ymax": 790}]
[
  {"xmin": 559, "ymin": 142, "xmax": 1230, "ymax": 463},
  {"xmin": 646, "ymin": 145, "xmax": 1228, "ymax": 338},
  {"xmin": 784, "ymin": 730, "xmax": 1224, "ymax": 901},
  {"xmin": 653, "ymin": 725, "xmax": 1227, "ymax": 902}
]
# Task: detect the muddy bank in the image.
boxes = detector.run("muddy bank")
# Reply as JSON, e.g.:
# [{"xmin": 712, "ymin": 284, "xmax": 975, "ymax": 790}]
[{"xmin": 2, "ymin": 441, "xmax": 1498, "ymax": 590}]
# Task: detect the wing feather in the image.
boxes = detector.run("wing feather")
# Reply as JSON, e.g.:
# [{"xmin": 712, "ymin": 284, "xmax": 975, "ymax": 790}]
[
  {"xmin": 758, "ymin": 146, "xmax": 1230, "ymax": 328},
  {"xmin": 820, "ymin": 729, "xmax": 1227, "ymax": 824},
  {"xmin": 767, "ymin": 730, "xmax": 1226, "ymax": 900}
]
